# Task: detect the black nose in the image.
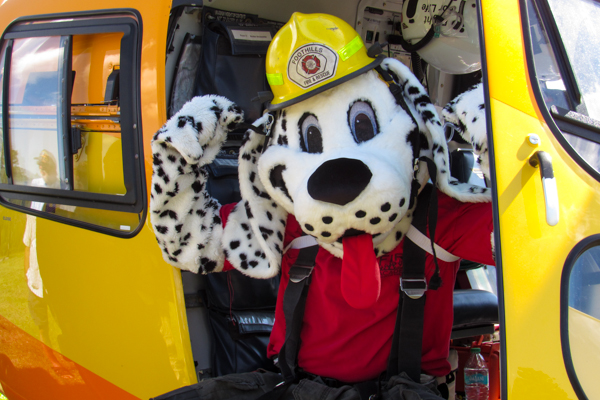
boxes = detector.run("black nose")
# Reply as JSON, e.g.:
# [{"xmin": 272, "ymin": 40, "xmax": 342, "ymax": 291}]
[{"xmin": 307, "ymin": 158, "xmax": 372, "ymax": 205}]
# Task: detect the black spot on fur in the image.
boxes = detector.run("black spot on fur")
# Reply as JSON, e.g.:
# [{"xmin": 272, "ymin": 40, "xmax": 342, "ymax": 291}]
[
  {"xmin": 422, "ymin": 110, "xmax": 435, "ymax": 122},
  {"xmin": 281, "ymin": 118, "xmax": 287, "ymax": 132},
  {"xmin": 240, "ymin": 260, "xmax": 249, "ymax": 270},
  {"xmin": 211, "ymin": 102, "xmax": 223, "ymax": 120},
  {"xmin": 305, "ymin": 224, "xmax": 314, "ymax": 231},
  {"xmin": 166, "ymin": 182, "xmax": 179, "ymax": 197},
  {"xmin": 414, "ymin": 95, "xmax": 431, "ymax": 106},
  {"xmin": 241, "ymin": 223, "xmax": 250, "ymax": 231},
  {"xmin": 277, "ymin": 231, "xmax": 284, "ymax": 242},
  {"xmin": 478, "ymin": 103, "xmax": 485, "ymax": 110},
  {"xmin": 389, "ymin": 213, "xmax": 398, "ymax": 222},
  {"xmin": 419, "ymin": 133, "xmax": 429, "ymax": 150},
  {"xmin": 270, "ymin": 165, "xmax": 292, "ymax": 201},
  {"xmin": 322, "ymin": 232, "xmax": 331, "ymax": 237},
  {"xmin": 408, "ymin": 86, "xmax": 420, "ymax": 95},
  {"xmin": 155, "ymin": 225, "xmax": 168, "ymax": 234},
  {"xmin": 396, "ymin": 231, "xmax": 403, "ymax": 241},
  {"xmin": 239, "ymin": 253, "xmax": 247, "ymax": 261},
  {"xmin": 277, "ymin": 135, "xmax": 289, "ymax": 146},
  {"xmin": 250, "ymin": 172, "xmax": 256, "ymax": 183},
  {"xmin": 406, "ymin": 127, "xmax": 421, "ymax": 161},
  {"xmin": 196, "ymin": 209, "xmax": 206, "ymax": 217},
  {"xmin": 249, "ymin": 260, "xmax": 259, "ymax": 268},
  {"xmin": 322, "ymin": 216, "xmax": 333, "ymax": 224},
  {"xmin": 200, "ymin": 258, "xmax": 217, "ymax": 273},
  {"xmin": 192, "ymin": 180, "xmax": 204, "ymax": 193},
  {"xmin": 356, "ymin": 210, "xmax": 366, "ymax": 218},
  {"xmin": 381, "ymin": 203, "xmax": 391, "ymax": 212},
  {"xmin": 472, "ymin": 116, "xmax": 478, "ymax": 123},
  {"xmin": 265, "ymin": 211, "xmax": 273, "ymax": 221},
  {"xmin": 245, "ymin": 201, "xmax": 254, "ymax": 219},
  {"xmin": 160, "ymin": 210, "xmax": 178, "ymax": 220},
  {"xmin": 153, "ymin": 154, "xmax": 163, "ymax": 165},
  {"xmin": 230, "ymin": 240, "xmax": 240, "ymax": 249},
  {"xmin": 370, "ymin": 217, "xmax": 381, "ymax": 225},
  {"xmin": 154, "ymin": 183, "xmax": 163, "ymax": 194},
  {"xmin": 167, "ymin": 154, "xmax": 176, "ymax": 162},
  {"xmin": 399, "ymin": 198, "xmax": 406, "ymax": 207},
  {"xmin": 259, "ymin": 226, "xmax": 274, "ymax": 236}
]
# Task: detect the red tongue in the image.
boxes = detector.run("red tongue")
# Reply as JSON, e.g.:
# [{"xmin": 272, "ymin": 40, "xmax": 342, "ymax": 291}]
[{"xmin": 341, "ymin": 234, "xmax": 381, "ymax": 309}]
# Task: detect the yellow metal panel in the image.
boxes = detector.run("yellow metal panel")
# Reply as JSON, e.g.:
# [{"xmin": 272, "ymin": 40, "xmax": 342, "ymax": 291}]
[
  {"xmin": 0, "ymin": 1, "xmax": 194, "ymax": 399},
  {"xmin": 483, "ymin": 0, "xmax": 600, "ymax": 398}
]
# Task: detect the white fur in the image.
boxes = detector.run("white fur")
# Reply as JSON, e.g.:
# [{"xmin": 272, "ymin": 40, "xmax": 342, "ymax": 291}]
[
  {"xmin": 442, "ymin": 83, "xmax": 490, "ymax": 178},
  {"xmin": 149, "ymin": 59, "xmax": 492, "ymax": 278}
]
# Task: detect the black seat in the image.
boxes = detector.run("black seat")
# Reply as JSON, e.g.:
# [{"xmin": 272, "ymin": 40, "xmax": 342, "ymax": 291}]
[{"xmin": 451, "ymin": 289, "xmax": 498, "ymax": 339}]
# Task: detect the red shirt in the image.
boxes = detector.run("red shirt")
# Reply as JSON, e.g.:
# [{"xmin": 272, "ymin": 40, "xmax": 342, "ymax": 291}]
[{"xmin": 221, "ymin": 191, "xmax": 493, "ymax": 382}]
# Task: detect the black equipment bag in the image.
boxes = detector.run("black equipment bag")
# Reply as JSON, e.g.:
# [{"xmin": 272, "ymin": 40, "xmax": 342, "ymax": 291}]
[
  {"xmin": 195, "ymin": 8, "xmax": 280, "ymax": 123},
  {"xmin": 196, "ymin": 8, "xmax": 283, "ymax": 377}
]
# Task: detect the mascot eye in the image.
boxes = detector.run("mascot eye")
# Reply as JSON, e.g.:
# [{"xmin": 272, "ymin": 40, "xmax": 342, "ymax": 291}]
[
  {"xmin": 348, "ymin": 101, "xmax": 378, "ymax": 143},
  {"xmin": 299, "ymin": 113, "xmax": 323, "ymax": 154}
]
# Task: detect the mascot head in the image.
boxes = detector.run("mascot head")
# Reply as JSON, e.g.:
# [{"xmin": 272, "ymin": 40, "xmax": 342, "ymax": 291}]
[{"xmin": 222, "ymin": 13, "xmax": 490, "ymax": 308}]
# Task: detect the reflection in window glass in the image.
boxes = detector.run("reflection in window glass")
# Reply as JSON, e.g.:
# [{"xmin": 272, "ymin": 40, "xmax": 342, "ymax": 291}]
[
  {"xmin": 0, "ymin": 42, "xmax": 6, "ymax": 184},
  {"xmin": 526, "ymin": 0, "xmax": 600, "ymax": 176},
  {"xmin": 0, "ymin": 15, "xmax": 143, "ymax": 235},
  {"xmin": 547, "ymin": 0, "xmax": 600, "ymax": 121},
  {"xmin": 566, "ymin": 244, "xmax": 600, "ymax": 399},
  {"xmin": 563, "ymin": 132, "xmax": 600, "ymax": 172},
  {"xmin": 569, "ymin": 246, "xmax": 600, "ymax": 319},
  {"xmin": 8, "ymin": 36, "xmax": 64, "ymax": 189}
]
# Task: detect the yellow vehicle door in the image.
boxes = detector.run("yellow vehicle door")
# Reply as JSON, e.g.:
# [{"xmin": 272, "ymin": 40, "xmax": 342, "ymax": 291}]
[
  {"xmin": 0, "ymin": 1, "xmax": 198, "ymax": 399},
  {"xmin": 482, "ymin": 0, "xmax": 600, "ymax": 398}
]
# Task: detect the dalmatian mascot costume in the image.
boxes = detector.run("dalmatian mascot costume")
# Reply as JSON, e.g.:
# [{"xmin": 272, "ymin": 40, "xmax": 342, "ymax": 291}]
[{"xmin": 150, "ymin": 12, "xmax": 493, "ymax": 400}]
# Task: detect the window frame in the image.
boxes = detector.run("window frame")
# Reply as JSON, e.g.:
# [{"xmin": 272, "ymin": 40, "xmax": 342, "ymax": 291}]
[
  {"xmin": 560, "ymin": 234, "xmax": 600, "ymax": 400},
  {"xmin": 0, "ymin": 9, "xmax": 146, "ymax": 236},
  {"xmin": 520, "ymin": 0, "xmax": 600, "ymax": 183}
]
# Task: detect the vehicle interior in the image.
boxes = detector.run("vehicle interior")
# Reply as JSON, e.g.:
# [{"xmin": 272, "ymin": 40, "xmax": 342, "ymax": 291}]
[{"xmin": 163, "ymin": 0, "xmax": 500, "ymax": 397}]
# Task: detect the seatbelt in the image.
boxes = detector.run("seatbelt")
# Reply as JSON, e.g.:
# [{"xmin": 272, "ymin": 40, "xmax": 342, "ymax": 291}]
[
  {"xmin": 256, "ymin": 243, "xmax": 319, "ymax": 400},
  {"xmin": 268, "ymin": 168, "xmax": 443, "ymax": 396},
  {"xmin": 387, "ymin": 183, "xmax": 432, "ymax": 382}
]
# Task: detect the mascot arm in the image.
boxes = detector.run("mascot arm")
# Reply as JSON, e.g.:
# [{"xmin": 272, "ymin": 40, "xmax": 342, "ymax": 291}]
[
  {"xmin": 150, "ymin": 95, "xmax": 243, "ymax": 274},
  {"xmin": 442, "ymin": 83, "xmax": 490, "ymax": 180},
  {"xmin": 442, "ymin": 83, "xmax": 495, "ymax": 258}
]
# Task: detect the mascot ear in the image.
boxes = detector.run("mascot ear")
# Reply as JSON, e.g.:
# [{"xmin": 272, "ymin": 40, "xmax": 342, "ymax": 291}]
[
  {"xmin": 380, "ymin": 58, "xmax": 490, "ymax": 203},
  {"xmin": 221, "ymin": 114, "xmax": 288, "ymax": 279}
]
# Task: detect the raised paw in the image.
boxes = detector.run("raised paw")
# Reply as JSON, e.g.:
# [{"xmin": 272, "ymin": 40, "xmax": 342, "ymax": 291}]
[{"xmin": 152, "ymin": 95, "xmax": 244, "ymax": 166}]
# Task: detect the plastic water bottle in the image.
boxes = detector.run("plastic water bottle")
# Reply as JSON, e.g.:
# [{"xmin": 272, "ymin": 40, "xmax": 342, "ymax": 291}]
[{"xmin": 464, "ymin": 347, "xmax": 489, "ymax": 400}]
